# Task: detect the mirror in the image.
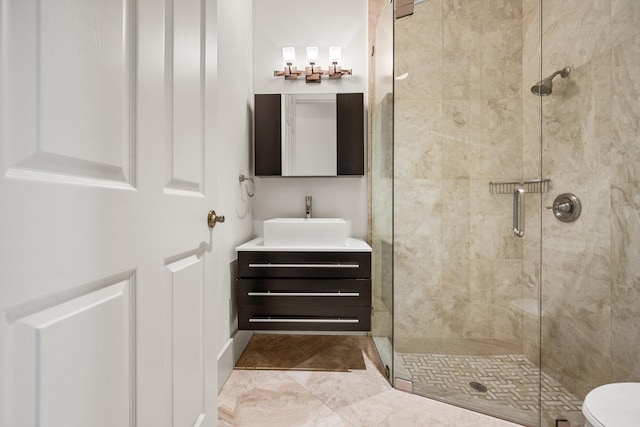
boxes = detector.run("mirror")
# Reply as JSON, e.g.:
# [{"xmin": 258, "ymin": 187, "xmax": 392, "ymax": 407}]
[
  {"xmin": 283, "ymin": 94, "xmax": 337, "ymax": 176},
  {"xmin": 254, "ymin": 93, "xmax": 364, "ymax": 177}
]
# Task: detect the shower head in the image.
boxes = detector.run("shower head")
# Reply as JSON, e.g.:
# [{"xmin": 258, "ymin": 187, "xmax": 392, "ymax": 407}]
[{"xmin": 530, "ymin": 66, "xmax": 572, "ymax": 96}]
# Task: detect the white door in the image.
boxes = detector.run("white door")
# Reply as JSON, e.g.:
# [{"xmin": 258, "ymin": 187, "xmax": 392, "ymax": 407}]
[{"xmin": 0, "ymin": 0, "xmax": 219, "ymax": 426}]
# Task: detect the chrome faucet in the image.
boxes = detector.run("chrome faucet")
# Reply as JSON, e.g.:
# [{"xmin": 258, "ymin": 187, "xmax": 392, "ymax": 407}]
[{"xmin": 305, "ymin": 195, "xmax": 312, "ymax": 218}]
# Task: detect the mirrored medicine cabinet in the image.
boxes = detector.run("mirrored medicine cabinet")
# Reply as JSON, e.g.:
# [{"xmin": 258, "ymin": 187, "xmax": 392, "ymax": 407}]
[{"xmin": 254, "ymin": 92, "xmax": 364, "ymax": 177}]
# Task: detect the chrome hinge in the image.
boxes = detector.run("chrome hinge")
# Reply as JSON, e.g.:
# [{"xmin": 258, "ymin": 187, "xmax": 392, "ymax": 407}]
[{"xmin": 395, "ymin": 377, "xmax": 414, "ymax": 393}]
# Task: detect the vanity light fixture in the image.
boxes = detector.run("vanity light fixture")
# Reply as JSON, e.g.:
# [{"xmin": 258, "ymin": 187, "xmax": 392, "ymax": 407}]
[
  {"xmin": 328, "ymin": 46, "xmax": 350, "ymax": 79},
  {"xmin": 305, "ymin": 46, "xmax": 321, "ymax": 83},
  {"xmin": 273, "ymin": 46, "xmax": 352, "ymax": 83},
  {"xmin": 273, "ymin": 47, "xmax": 305, "ymax": 80}
]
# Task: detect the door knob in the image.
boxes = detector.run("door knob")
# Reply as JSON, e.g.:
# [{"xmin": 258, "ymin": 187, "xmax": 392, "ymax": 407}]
[{"xmin": 207, "ymin": 210, "xmax": 225, "ymax": 228}]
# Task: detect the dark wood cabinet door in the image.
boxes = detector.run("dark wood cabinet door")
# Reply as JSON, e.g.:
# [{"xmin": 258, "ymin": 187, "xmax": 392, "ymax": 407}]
[
  {"xmin": 254, "ymin": 94, "xmax": 281, "ymax": 176},
  {"xmin": 337, "ymin": 92, "xmax": 365, "ymax": 175}
]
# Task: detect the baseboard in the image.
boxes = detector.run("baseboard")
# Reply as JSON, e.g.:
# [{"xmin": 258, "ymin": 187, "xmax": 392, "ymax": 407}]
[
  {"xmin": 232, "ymin": 330, "xmax": 252, "ymax": 364},
  {"xmin": 217, "ymin": 330, "xmax": 253, "ymax": 392},
  {"xmin": 254, "ymin": 330, "xmax": 368, "ymax": 336}
]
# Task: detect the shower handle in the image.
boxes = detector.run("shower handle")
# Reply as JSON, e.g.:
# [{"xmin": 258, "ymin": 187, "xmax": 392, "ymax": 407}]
[
  {"xmin": 546, "ymin": 193, "xmax": 582, "ymax": 223},
  {"xmin": 513, "ymin": 186, "xmax": 525, "ymax": 238}
]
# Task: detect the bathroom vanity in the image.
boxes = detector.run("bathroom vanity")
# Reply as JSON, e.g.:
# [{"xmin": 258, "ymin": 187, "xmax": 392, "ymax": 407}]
[{"xmin": 235, "ymin": 237, "xmax": 372, "ymax": 331}]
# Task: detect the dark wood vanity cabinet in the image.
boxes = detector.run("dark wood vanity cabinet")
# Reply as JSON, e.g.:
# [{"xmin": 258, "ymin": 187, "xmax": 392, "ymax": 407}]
[{"xmin": 236, "ymin": 251, "xmax": 371, "ymax": 331}]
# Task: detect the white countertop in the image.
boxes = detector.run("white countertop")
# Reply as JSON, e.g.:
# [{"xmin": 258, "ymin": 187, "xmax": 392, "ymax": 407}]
[{"xmin": 235, "ymin": 237, "xmax": 372, "ymax": 252}]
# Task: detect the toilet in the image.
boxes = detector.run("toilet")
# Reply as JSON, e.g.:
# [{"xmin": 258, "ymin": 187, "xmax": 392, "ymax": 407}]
[{"xmin": 582, "ymin": 382, "xmax": 640, "ymax": 426}]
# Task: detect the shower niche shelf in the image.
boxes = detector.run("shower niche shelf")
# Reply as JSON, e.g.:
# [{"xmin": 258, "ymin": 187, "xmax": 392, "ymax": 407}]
[{"xmin": 489, "ymin": 179, "xmax": 550, "ymax": 194}]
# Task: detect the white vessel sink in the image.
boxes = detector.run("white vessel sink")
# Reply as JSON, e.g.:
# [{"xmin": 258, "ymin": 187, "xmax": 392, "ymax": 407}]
[{"xmin": 263, "ymin": 218, "xmax": 349, "ymax": 247}]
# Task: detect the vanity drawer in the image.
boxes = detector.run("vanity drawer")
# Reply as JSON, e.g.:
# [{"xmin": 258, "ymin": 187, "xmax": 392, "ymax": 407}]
[
  {"xmin": 236, "ymin": 278, "xmax": 371, "ymax": 307},
  {"xmin": 238, "ymin": 305, "xmax": 371, "ymax": 331},
  {"xmin": 235, "ymin": 247, "xmax": 372, "ymax": 331},
  {"xmin": 237, "ymin": 251, "xmax": 371, "ymax": 279}
]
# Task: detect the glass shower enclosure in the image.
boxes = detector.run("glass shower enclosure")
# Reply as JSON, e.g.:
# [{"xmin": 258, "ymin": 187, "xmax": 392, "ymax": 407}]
[
  {"xmin": 371, "ymin": 0, "xmax": 640, "ymax": 426},
  {"xmin": 370, "ymin": 0, "xmax": 395, "ymax": 384}
]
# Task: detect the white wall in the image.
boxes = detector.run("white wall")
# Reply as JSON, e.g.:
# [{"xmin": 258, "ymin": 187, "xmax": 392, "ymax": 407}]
[
  {"xmin": 214, "ymin": 0, "xmax": 369, "ymax": 390},
  {"xmin": 252, "ymin": 0, "xmax": 369, "ymax": 239},
  {"xmin": 253, "ymin": 0, "xmax": 368, "ymax": 96},
  {"xmin": 214, "ymin": 0, "xmax": 255, "ymax": 391}
]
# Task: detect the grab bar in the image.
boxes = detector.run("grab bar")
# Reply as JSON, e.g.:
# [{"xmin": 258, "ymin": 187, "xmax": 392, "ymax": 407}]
[
  {"xmin": 248, "ymin": 317, "xmax": 359, "ymax": 324},
  {"xmin": 248, "ymin": 263, "xmax": 359, "ymax": 269},
  {"xmin": 248, "ymin": 292, "xmax": 360, "ymax": 297},
  {"xmin": 513, "ymin": 186, "xmax": 525, "ymax": 237}
]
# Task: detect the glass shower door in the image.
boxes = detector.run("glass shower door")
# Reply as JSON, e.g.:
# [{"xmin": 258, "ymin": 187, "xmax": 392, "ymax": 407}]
[
  {"xmin": 371, "ymin": 0, "xmax": 395, "ymax": 383},
  {"xmin": 539, "ymin": 0, "xmax": 640, "ymax": 425},
  {"xmin": 391, "ymin": 0, "xmax": 544, "ymax": 425},
  {"xmin": 390, "ymin": 0, "xmax": 640, "ymax": 426}
]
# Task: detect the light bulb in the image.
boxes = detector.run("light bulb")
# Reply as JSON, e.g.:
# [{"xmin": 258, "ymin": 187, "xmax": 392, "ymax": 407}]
[
  {"xmin": 306, "ymin": 46, "xmax": 319, "ymax": 63},
  {"xmin": 329, "ymin": 46, "xmax": 341, "ymax": 62},
  {"xmin": 282, "ymin": 47, "xmax": 296, "ymax": 64}
]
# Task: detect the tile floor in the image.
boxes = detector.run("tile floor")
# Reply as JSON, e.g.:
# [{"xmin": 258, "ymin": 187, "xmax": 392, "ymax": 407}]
[
  {"xmin": 218, "ymin": 335, "xmax": 523, "ymax": 426},
  {"xmin": 398, "ymin": 352, "xmax": 583, "ymax": 426}
]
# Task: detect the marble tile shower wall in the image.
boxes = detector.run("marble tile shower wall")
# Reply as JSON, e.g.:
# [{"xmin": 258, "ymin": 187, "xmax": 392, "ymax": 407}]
[
  {"xmin": 536, "ymin": 0, "xmax": 640, "ymax": 401},
  {"xmin": 394, "ymin": 0, "xmax": 530, "ymax": 355}
]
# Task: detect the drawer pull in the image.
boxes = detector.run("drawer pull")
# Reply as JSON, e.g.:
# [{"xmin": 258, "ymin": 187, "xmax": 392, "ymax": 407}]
[
  {"xmin": 248, "ymin": 317, "xmax": 359, "ymax": 324},
  {"xmin": 247, "ymin": 291, "xmax": 360, "ymax": 297},
  {"xmin": 248, "ymin": 263, "xmax": 359, "ymax": 269}
]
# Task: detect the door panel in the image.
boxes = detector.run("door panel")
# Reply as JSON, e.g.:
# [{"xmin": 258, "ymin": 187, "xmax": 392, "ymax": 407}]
[
  {"xmin": 3, "ymin": 0, "xmax": 134, "ymax": 187},
  {"xmin": 167, "ymin": 255, "xmax": 205, "ymax": 427},
  {"xmin": 12, "ymin": 279, "xmax": 133, "ymax": 427},
  {"xmin": 0, "ymin": 0, "xmax": 217, "ymax": 426},
  {"xmin": 37, "ymin": 0, "xmax": 132, "ymax": 169},
  {"xmin": 167, "ymin": 0, "xmax": 204, "ymax": 194}
]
